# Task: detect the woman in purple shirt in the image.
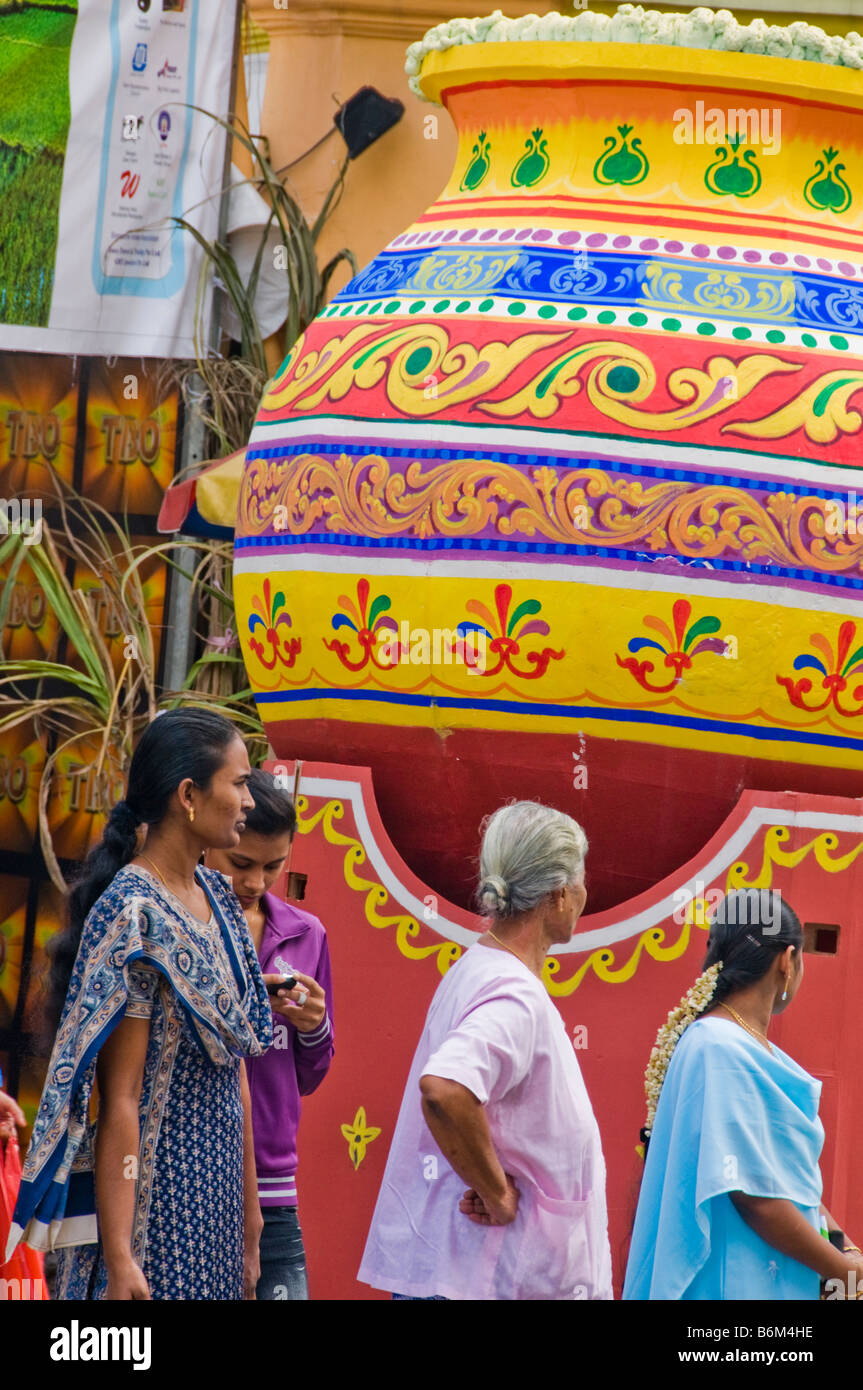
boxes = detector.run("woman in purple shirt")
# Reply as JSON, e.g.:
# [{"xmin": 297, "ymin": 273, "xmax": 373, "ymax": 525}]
[{"xmin": 205, "ymin": 769, "xmax": 334, "ymax": 1300}]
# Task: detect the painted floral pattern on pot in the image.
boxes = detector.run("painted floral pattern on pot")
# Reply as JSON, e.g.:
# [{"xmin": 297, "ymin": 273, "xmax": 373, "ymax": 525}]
[
  {"xmin": 617, "ymin": 600, "xmax": 728, "ymax": 693},
  {"xmin": 803, "ymin": 148, "xmax": 852, "ymax": 214},
  {"xmin": 593, "ymin": 125, "xmax": 649, "ymax": 186},
  {"xmin": 235, "ymin": 28, "xmax": 863, "ymax": 782},
  {"xmin": 778, "ymin": 623, "xmax": 863, "ymax": 716},
  {"xmin": 704, "ymin": 136, "xmax": 762, "ymax": 198}
]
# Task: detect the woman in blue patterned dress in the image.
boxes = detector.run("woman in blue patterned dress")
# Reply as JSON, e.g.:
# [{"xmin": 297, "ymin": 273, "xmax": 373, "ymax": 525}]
[{"xmin": 5, "ymin": 710, "xmax": 287, "ymax": 1300}]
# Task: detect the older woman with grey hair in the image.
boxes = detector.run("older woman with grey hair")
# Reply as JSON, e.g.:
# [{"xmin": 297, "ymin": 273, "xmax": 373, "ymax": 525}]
[{"xmin": 358, "ymin": 800, "xmax": 612, "ymax": 1301}]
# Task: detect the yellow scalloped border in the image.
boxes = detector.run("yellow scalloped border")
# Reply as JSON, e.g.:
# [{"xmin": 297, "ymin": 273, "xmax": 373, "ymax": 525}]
[
  {"xmin": 296, "ymin": 795, "xmax": 462, "ymax": 975},
  {"xmin": 728, "ymin": 825, "xmax": 863, "ymax": 887},
  {"xmin": 297, "ymin": 800, "xmax": 860, "ymax": 992},
  {"xmin": 545, "ymin": 825, "xmax": 862, "ymax": 995}
]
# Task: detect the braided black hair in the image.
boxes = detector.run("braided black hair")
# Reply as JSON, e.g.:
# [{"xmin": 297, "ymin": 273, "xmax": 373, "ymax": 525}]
[{"xmin": 641, "ymin": 888, "xmax": 803, "ymax": 1147}]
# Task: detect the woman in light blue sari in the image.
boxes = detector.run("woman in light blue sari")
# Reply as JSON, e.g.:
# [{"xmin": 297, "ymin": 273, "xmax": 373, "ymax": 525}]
[
  {"xmin": 4, "ymin": 711, "xmax": 291, "ymax": 1300},
  {"xmin": 624, "ymin": 890, "xmax": 863, "ymax": 1300}
]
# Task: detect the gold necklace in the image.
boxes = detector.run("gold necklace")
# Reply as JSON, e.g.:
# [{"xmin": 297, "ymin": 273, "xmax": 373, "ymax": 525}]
[
  {"xmin": 140, "ymin": 855, "xmax": 200, "ymax": 903},
  {"xmin": 720, "ymin": 1001, "xmax": 773, "ymax": 1054},
  {"xmin": 485, "ymin": 929, "xmax": 529, "ymax": 968}
]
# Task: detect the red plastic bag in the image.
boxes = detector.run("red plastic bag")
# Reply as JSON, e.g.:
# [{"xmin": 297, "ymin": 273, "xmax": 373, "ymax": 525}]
[{"xmin": 0, "ymin": 1130, "xmax": 48, "ymax": 1299}]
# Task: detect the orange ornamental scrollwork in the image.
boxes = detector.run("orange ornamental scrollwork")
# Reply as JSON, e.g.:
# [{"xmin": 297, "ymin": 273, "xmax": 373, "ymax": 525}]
[
  {"xmin": 238, "ymin": 452, "xmax": 863, "ymax": 577},
  {"xmin": 257, "ymin": 324, "xmax": 863, "ymax": 446},
  {"xmin": 259, "ymin": 323, "xmax": 563, "ymax": 419}
]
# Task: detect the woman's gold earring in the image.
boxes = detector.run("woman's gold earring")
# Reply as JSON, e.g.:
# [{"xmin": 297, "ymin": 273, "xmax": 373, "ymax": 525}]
[{"xmin": 188, "ymin": 808, "xmax": 195, "ymax": 824}]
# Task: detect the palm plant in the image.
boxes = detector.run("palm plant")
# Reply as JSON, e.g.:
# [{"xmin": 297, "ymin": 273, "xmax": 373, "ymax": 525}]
[
  {"xmin": 154, "ymin": 109, "xmax": 361, "ymax": 707},
  {"xmin": 1, "ymin": 116, "xmax": 356, "ymax": 891},
  {"xmin": 0, "ymin": 484, "xmax": 265, "ymax": 892},
  {"xmin": 172, "ymin": 109, "xmax": 358, "ymax": 455},
  {"xmin": 0, "ymin": 498, "xmax": 155, "ymax": 889},
  {"xmin": 129, "ymin": 533, "xmax": 266, "ymax": 760}
]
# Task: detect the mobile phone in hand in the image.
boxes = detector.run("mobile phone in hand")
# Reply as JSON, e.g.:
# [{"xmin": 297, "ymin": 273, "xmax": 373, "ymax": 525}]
[{"xmin": 266, "ymin": 973, "xmax": 297, "ymax": 996}]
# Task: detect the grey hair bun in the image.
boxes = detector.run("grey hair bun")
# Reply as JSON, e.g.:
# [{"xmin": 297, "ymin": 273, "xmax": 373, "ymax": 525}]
[
  {"xmin": 477, "ymin": 874, "xmax": 511, "ymax": 916},
  {"xmin": 476, "ymin": 800, "xmax": 587, "ymax": 921}
]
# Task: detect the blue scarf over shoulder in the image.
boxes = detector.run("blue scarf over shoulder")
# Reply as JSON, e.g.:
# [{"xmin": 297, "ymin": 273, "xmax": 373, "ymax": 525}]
[
  {"xmin": 6, "ymin": 865, "xmax": 272, "ymax": 1258},
  {"xmin": 624, "ymin": 1015, "xmax": 824, "ymax": 1300}
]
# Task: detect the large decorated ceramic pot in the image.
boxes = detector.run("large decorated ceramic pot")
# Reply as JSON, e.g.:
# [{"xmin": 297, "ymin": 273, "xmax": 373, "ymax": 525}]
[{"xmin": 234, "ymin": 11, "xmax": 863, "ymax": 909}]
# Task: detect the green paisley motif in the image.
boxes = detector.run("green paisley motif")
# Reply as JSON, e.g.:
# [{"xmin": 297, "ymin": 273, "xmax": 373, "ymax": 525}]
[
  {"xmin": 804, "ymin": 147, "xmax": 852, "ymax": 213},
  {"xmin": 460, "ymin": 131, "xmax": 491, "ymax": 192},
  {"xmin": 510, "ymin": 128, "xmax": 550, "ymax": 188},
  {"xmin": 593, "ymin": 125, "xmax": 649, "ymax": 186},
  {"xmin": 704, "ymin": 136, "xmax": 762, "ymax": 198}
]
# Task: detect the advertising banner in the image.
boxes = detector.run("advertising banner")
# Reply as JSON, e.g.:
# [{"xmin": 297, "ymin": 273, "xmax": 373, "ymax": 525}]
[
  {"xmin": 0, "ymin": 0, "xmax": 236, "ymax": 357},
  {"xmin": 0, "ymin": 349, "xmax": 182, "ymax": 1110}
]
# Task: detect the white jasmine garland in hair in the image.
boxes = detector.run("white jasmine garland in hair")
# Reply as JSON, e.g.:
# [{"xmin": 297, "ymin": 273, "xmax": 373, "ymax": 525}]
[{"xmin": 642, "ymin": 960, "xmax": 722, "ymax": 1138}]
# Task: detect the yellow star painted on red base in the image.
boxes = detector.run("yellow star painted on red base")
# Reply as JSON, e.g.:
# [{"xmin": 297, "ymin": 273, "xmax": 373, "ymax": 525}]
[{"xmin": 341, "ymin": 1105, "xmax": 382, "ymax": 1170}]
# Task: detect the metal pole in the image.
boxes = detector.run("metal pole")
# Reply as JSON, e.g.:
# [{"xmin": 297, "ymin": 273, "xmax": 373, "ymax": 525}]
[
  {"xmin": 161, "ymin": 0, "xmax": 243, "ymax": 696},
  {"xmin": 160, "ymin": 395, "xmax": 209, "ymax": 693}
]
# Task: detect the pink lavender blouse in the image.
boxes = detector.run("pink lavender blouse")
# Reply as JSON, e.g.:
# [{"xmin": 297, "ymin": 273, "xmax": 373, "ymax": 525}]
[{"xmin": 359, "ymin": 943, "xmax": 612, "ymax": 1300}]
